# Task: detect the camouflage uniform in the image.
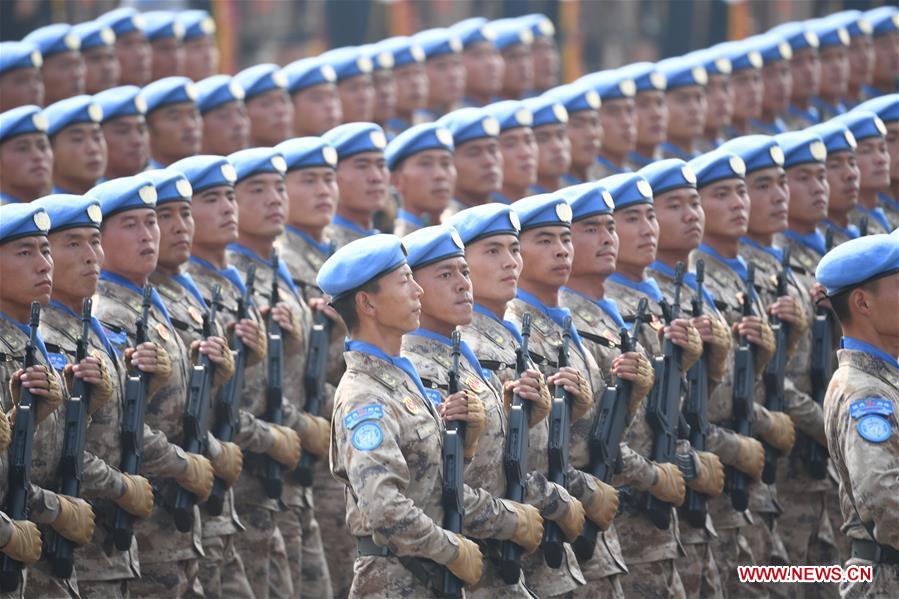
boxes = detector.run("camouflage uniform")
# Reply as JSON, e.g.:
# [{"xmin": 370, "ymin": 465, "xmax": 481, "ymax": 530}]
[
  {"xmin": 877, "ymin": 194, "xmax": 899, "ymax": 230},
  {"xmin": 823, "ymin": 348, "xmax": 899, "ymax": 598},
  {"xmin": 783, "ymin": 106, "xmax": 820, "ymax": 132},
  {"xmin": 818, "ymin": 222, "xmax": 859, "ymax": 248},
  {"xmin": 393, "ymin": 212, "xmax": 430, "ymax": 237},
  {"xmin": 326, "ymin": 219, "xmax": 376, "ymax": 250},
  {"xmin": 586, "ymin": 157, "xmax": 631, "ymax": 183},
  {"xmin": 847, "ymin": 207, "xmax": 890, "ymax": 236}
]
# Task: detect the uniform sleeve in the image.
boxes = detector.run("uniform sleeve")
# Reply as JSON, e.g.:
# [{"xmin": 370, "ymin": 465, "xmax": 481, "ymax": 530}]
[
  {"xmin": 784, "ymin": 378, "xmax": 826, "ymax": 445},
  {"xmin": 524, "ymin": 472, "xmax": 576, "ymax": 521},
  {"xmin": 0, "ymin": 512, "xmax": 12, "ymax": 548},
  {"xmin": 80, "ymin": 450, "xmax": 127, "ymax": 500},
  {"xmin": 233, "ymin": 409, "xmax": 277, "ymax": 454},
  {"xmin": 706, "ymin": 423, "xmax": 745, "ymax": 467},
  {"xmin": 26, "ymin": 483, "xmax": 61, "ymax": 524},
  {"xmin": 139, "ymin": 423, "xmax": 188, "ymax": 478},
  {"xmin": 460, "ymin": 486, "xmax": 519, "ymax": 540},
  {"xmin": 611, "ymin": 442, "xmax": 657, "ymax": 490}
]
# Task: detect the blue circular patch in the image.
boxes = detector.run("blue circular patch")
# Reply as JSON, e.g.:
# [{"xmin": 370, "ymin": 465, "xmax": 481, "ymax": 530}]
[
  {"xmin": 352, "ymin": 421, "xmax": 384, "ymax": 452},
  {"xmin": 857, "ymin": 414, "xmax": 892, "ymax": 443}
]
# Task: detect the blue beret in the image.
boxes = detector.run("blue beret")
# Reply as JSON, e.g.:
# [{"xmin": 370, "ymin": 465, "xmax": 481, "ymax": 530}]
[
  {"xmin": 749, "ymin": 33, "xmax": 793, "ymax": 64},
  {"xmin": 140, "ymin": 169, "xmax": 193, "ymax": 205},
  {"xmin": 44, "ymin": 95, "xmax": 103, "ymax": 137},
  {"xmin": 602, "ymin": 172, "xmax": 654, "ymax": 210},
  {"xmin": 234, "ymin": 63, "xmax": 288, "ymax": 102},
  {"xmin": 832, "ymin": 110, "xmax": 887, "ymax": 142},
  {"xmin": 825, "ymin": 11, "xmax": 874, "ymax": 39},
  {"xmin": 316, "ymin": 233, "xmax": 408, "ymax": 299},
  {"xmin": 806, "ymin": 17, "xmax": 851, "ymax": 49},
  {"xmin": 89, "ymin": 175, "xmax": 157, "ymax": 218},
  {"xmin": 322, "ymin": 122, "xmax": 387, "ymax": 161},
  {"xmin": 319, "ymin": 47, "xmax": 373, "ymax": 82},
  {"xmin": 437, "ymin": 108, "xmax": 500, "ymax": 145},
  {"xmin": 403, "ymin": 225, "xmax": 465, "ymax": 269},
  {"xmin": 577, "ymin": 69, "xmax": 637, "ymax": 101},
  {"xmin": 447, "ymin": 203, "xmax": 521, "ymax": 244},
  {"xmin": 169, "ymin": 155, "xmax": 237, "ymax": 192},
  {"xmin": 490, "ymin": 18, "xmax": 533, "ymax": 51},
  {"xmin": 769, "ymin": 22, "xmax": 820, "ymax": 52},
  {"xmin": 284, "ymin": 57, "xmax": 337, "ymax": 94},
  {"xmin": 412, "ymin": 28, "xmax": 463, "ymax": 59},
  {"xmin": 450, "ymin": 17, "xmax": 495, "ymax": 49},
  {"xmin": 275, "ymin": 137, "xmax": 339, "ymax": 171},
  {"xmin": 511, "ymin": 193, "xmax": 572, "ymax": 231},
  {"xmin": 96, "ymin": 7, "xmax": 144, "ymax": 37},
  {"xmin": 23, "ymin": 23, "xmax": 80, "ymax": 57},
  {"xmin": 376, "ymin": 36, "xmax": 426, "ymax": 68},
  {"xmin": 385, "ymin": 123, "xmax": 454, "ymax": 170},
  {"xmin": 195, "ymin": 75, "xmax": 245, "ymax": 114},
  {"xmin": 638, "ymin": 159, "xmax": 698, "ymax": 196},
  {"xmin": 688, "ymin": 150, "xmax": 746, "ymax": 188},
  {"xmin": 816, "ymin": 234, "xmax": 899, "ymax": 296},
  {"xmin": 93, "ymin": 85, "xmax": 147, "ymax": 121},
  {"xmin": 718, "ymin": 135, "xmax": 785, "ymax": 174},
  {"xmin": 227, "ymin": 148, "xmax": 287, "ymax": 183},
  {"xmin": 72, "ymin": 21, "xmax": 115, "ymax": 52},
  {"xmin": 518, "ymin": 14, "xmax": 555, "ymax": 40},
  {"xmin": 0, "ymin": 203, "xmax": 51, "ymax": 244},
  {"xmin": 710, "ymin": 40, "xmax": 763, "ymax": 72},
  {"xmin": 559, "ymin": 182, "xmax": 614, "ymax": 221},
  {"xmin": 806, "ymin": 121, "xmax": 857, "ymax": 156},
  {"xmin": 656, "ymin": 56, "xmax": 708, "ymax": 89},
  {"xmin": 773, "ymin": 131, "xmax": 828, "ymax": 168},
  {"xmin": 684, "ymin": 48, "xmax": 732, "ymax": 77},
  {"xmin": 866, "ymin": 6, "xmax": 899, "ymax": 37},
  {"xmin": 617, "ymin": 62, "xmax": 667, "ymax": 93},
  {"xmin": 521, "ymin": 96, "xmax": 568, "ymax": 128},
  {"xmin": 542, "ymin": 82, "xmax": 601, "ymax": 113},
  {"xmin": 0, "ymin": 41, "xmax": 41, "ymax": 75},
  {"xmin": 482, "ymin": 100, "xmax": 533, "ymax": 131},
  {"xmin": 362, "ymin": 43, "xmax": 395, "ymax": 72},
  {"xmin": 854, "ymin": 94, "xmax": 899, "ymax": 123},
  {"xmin": 178, "ymin": 10, "xmax": 216, "ymax": 41},
  {"xmin": 32, "ymin": 194, "xmax": 102, "ymax": 232},
  {"xmin": 142, "ymin": 11, "xmax": 185, "ymax": 42},
  {"xmin": 0, "ymin": 105, "xmax": 48, "ymax": 144},
  {"xmin": 143, "ymin": 76, "xmax": 197, "ymax": 113}
]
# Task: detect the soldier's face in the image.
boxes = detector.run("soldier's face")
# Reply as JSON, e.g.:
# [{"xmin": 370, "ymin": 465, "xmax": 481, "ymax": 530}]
[
  {"xmin": 612, "ymin": 204, "xmax": 658, "ymax": 270},
  {"xmin": 463, "ymin": 42, "xmax": 504, "ymax": 98},
  {"xmin": 634, "ymin": 90, "xmax": 667, "ymax": 148},
  {"xmin": 787, "ymin": 162, "xmax": 829, "ymax": 226},
  {"xmin": 284, "ymin": 166, "xmax": 337, "ymax": 229},
  {"xmin": 823, "ymin": 154, "xmax": 857, "ymax": 216},
  {"xmin": 0, "ymin": 67, "xmax": 44, "ymax": 112},
  {"xmin": 704, "ymin": 75, "xmax": 733, "ymax": 130},
  {"xmin": 885, "ymin": 121, "xmax": 899, "ymax": 181},
  {"xmin": 498, "ymin": 128, "xmax": 537, "ymax": 192},
  {"xmin": 571, "ymin": 214, "xmax": 617, "ymax": 277},
  {"xmin": 0, "ymin": 133, "xmax": 53, "ymax": 199},
  {"xmin": 454, "ymin": 138, "xmax": 503, "ymax": 198},
  {"xmin": 847, "ymin": 35, "xmax": 874, "ymax": 88},
  {"xmin": 465, "ymin": 234, "xmax": 521, "ymax": 305},
  {"xmin": 425, "ymin": 54, "xmax": 465, "ymax": 108},
  {"xmin": 666, "ymin": 86, "xmax": 706, "ymax": 143},
  {"xmin": 761, "ymin": 61, "xmax": 791, "ymax": 115},
  {"xmin": 415, "ymin": 256, "xmax": 473, "ymax": 327},
  {"xmin": 817, "ymin": 46, "xmax": 848, "ymax": 99},
  {"xmin": 532, "ymin": 37, "xmax": 559, "ymax": 91},
  {"xmin": 150, "ymin": 37, "xmax": 185, "ymax": 80},
  {"xmin": 337, "ymin": 74, "xmax": 375, "ymax": 124},
  {"xmin": 235, "ymin": 173, "xmax": 287, "ymax": 240},
  {"xmin": 598, "ymin": 99, "xmax": 636, "ymax": 157},
  {"xmin": 115, "ymin": 31, "xmax": 152, "ymax": 87},
  {"xmin": 246, "ymin": 89, "xmax": 293, "ymax": 147},
  {"xmin": 184, "ymin": 36, "xmax": 219, "ymax": 81},
  {"xmin": 0, "ymin": 236, "xmax": 53, "ymax": 307},
  {"xmin": 746, "ymin": 166, "xmax": 789, "ymax": 236},
  {"xmin": 789, "ymin": 48, "xmax": 820, "ymax": 100},
  {"xmin": 156, "ymin": 201, "xmax": 194, "ymax": 270},
  {"xmin": 48, "ymin": 227, "xmax": 103, "ymax": 301},
  {"xmin": 191, "ymin": 185, "xmax": 238, "ymax": 250},
  {"xmin": 100, "ymin": 208, "xmax": 159, "ymax": 282},
  {"xmin": 292, "ymin": 83, "xmax": 342, "ymax": 136},
  {"xmin": 148, "ymin": 102, "xmax": 202, "ymax": 164},
  {"xmin": 654, "ymin": 188, "xmax": 704, "ymax": 253},
  {"xmin": 855, "ymin": 137, "xmax": 891, "ymax": 191},
  {"xmin": 872, "ymin": 31, "xmax": 899, "ymax": 84},
  {"xmin": 566, "ymin": 110, "xmax": 602, "ymax": 170},
  {"xmin": 391, "ymin": 149, "xmax": 455, "ymax": 215},
  {"xmin": 202, "ymin": 101, "xmax": 249, "ymax": 155},
  {"xmin": 867, "ymin": 273, "xmax": 899, "ymax": 339},
  {"xmin": 518, "ymin": 226, "xmax": 572, "ymax": 289},
  {"xmin": 42, "ymin": 50, "xmax": 85, "ymax": 105},
  {"xmin": 699, "ymin": 178, "xmax": 749, "ymax": 241},
  {"xmin": 360, "ymin": 263, "xmax": 423, "ymax": 333},
  {"xmin": 102, "ymin": 115, "xmax": 149, "ymax": 178},
  {"xmin": 52, "ymin": 123, "xmax": 108, "ymax": 190},
  {"xmin": 372, "ymin": 69, "xmax": 397, "ymax": 123},
  {"xmin": 394, "ymin": 63, "xmax": 428, "ymax": 116},
  {"xmin": 730, "ymin": 68, "xmax": 763, "ymax": 120},
  {"xmin": 501, "ymin": 44, "xmax": 533, "ymax": 99},
  {"xmin": 534, "ymin": 123, "xmax": 571, "ymax": 179},
  {"xmin": 83, "ymin": 45, "xmax": 120, "ymax": 94},
  {"xmin": 335, "ymin": 151, "xmax": 388, "ymax": 216}
]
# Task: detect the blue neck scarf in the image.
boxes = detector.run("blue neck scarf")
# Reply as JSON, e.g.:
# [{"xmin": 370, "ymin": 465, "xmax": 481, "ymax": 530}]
[
  {"xmin": 188, "ymin": 255, "xmax": 248, "ymax": 296},
  {"xmin": 396, "ymin": 209, "xmax": 425, "ymax": 228},
  {"xmin": 147, "ymin": 158, "xmax": 166, "ymax": 170},
  {"xmin": 561, "ymin": 173, "xmax": 584, "ymax": 186},
  {"xmin": 0, "ymin": 311, "xmax": 51, "ymax": 363},
  {"xmin": 345, "ymin": 339, "xmax": 431, "ymax": 402},
  {"xmin": 749, "ymin": 118, "xmax": 787, "ymax": 135},
  {"xmin": 410, "ymin": 328, "xmax": 486, "ymax": 381},
  {"xmin": 0, "ymin": 191, "xmax": 24, "ymax": 204},
  {"xmin": 170, "ymin": 272, "xmax": 208, "ymax": 310},
  {"xmin": 473, "ymin": 303, "xmax": 523, "ymax": 345},
  {"xmin": 787, "ymin": 104, "xmax": 820, "ymax": 126},
  {"xmin": 595, "ymin": 155, "xmax": 629, "ymax": 175},
  {"xmin": 560, "ymin": 287, "xmax": 627, "ymax": 330},
  {"xmin": 528, "ymin": 183, "xmax": 549, "ymax": 195},
  {"xmin": 811, "ymin": 97, "xmax": 847, "ymax": 118},
  {"xmin": 227, "ymin": 242, "xmax": 300, "ymax": 298},
  {"xmin": 648, "ymin": 260, "xmax": 719, "ymax": 314},
  {"xmin": 783, "ymin": 229, "xmax": 826, "ymax": 256},
  {"xmin": 878, "ymin": 192, "xmax": 899, "ymax": 214},
  {"xmin": 607, "ymin": 272, "xmax": 665, "ymax": 303},
  {"xmin": 841, "ymin": 336, "xmax": 899, "ymax": 368},
  {"xmin": 99, "ymin": 270, "xmax": 174, "ymax": 328},
  {"xmin": 332, "ymin": 214, "xmax": 378, "ymax": 238},
  {"xmin": 855, "ymin": 204, "xmax": 891, "ymax": 233},
  {"xmin": 822, "ymin": 220, "xmax": 860, "ymax": 240},
  {"xmin": 658, "ymin": 142, "xmax": 696, "ymax": 161},
  {"xmin": 49, "ymin": 299, "xmax": 118, "ymax": 359},
  {"xmin": 626, "ymin": 150, "xmax": 656, "ymax": 169},
  {"xmin": 699, "ymin": 242, "xmax": 749, "ymax": 281},
  {"xmin": 740, "ymin": 236, "xmax": 785, "ymax": 263},
  {"xmin": 285, "ymin": 224, "xmax": 331, "ymax": 256},
  {"xmin": 489, "ymin": 191, "xmax": 513, "ymax": 205},
  {"xmin": 515, "ymin": 289, "xmax": 585, "ymax": 353}
]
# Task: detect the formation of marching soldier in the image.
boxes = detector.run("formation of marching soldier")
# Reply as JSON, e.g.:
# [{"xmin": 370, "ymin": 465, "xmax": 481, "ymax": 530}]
[{"xmin": 0, "ymin": 5, "xmax": 898, "ymax": 599}]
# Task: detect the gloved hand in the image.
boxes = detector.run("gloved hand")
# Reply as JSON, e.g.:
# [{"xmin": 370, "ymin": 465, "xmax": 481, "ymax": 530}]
[
  {"xmin": 509, "ymin": 502, "xmax": 544, "ymax": 554},
  {"xmin": 64, "ymin": 352, "xmax": 115, "ymax": 415},
  {"xmin": 233, "ymin": 317, "xmax": 266, "ymax": 368},
  {"xmin": 0, "ymin": 409, "xmax": 10, "ymax": 452},
  {"xmin": 687, "ymin": 451, "xmax": 725, "ymax": 497},
  {"xmin": 115, "ymin": 474, "xmax": 154, "ymax": 519},
  {"xmin": 549, "ymin": 367, "xmax": 592, "ymax": 423},
  {"xmin": 264, "ymin": 302, "xmax": 303, "ymax": 354},
  {"xmin": 734, "ymin": 435, "xmax": 765, "ymax": 481},
  {"xmin": 300, "ymin": 414, "xmax": 331, "ymax": 459},
  {"xmin": 555, "ymin": 497, "xmax": 586, "ymax": 542},
  {"xmin": 462, "ymin": 392, "xmax": 486, "ymax": 459},
  {"xmin": 0, "ymin": 519, "xmax": 42, "ymax": 563},
  {"xmin": 502, "ymin": 368, "xmax": 551, "ymax": 427},
  {"xmin": 176, "ymin": 453, "xmax": 215, "ymax": 502},
  {"xmin": 51, "ymin": 495, "xmax": 95, "ymax": 545},
  {"xmin": 584, "ymin": 477, "xmax": 619, "ymax": 531},
  {"xmin": 268, "ymin": 424, "xmax": 302, "ymax": 469},
  {"xmin": 650, "ymin": 462, "xmax": 686, "ymax": 506},
  {"xmin": 125, "ymin": 342, "xmax": 172, "ymax": 399},
  {"xmin": 210, "ymin": 441, "xmax": 244, "ymax": 487},
  {"xmin": 663, "ymin": 319, "xmax": 704, "ymax": 371},
  {"xmin": 768, "ymin": 296, "xmax": 809, "ymax": 356},
  {"xmin": 611, "ymin": 351, "xmax": 654, "ymax": 416},
  {"xmin": 447, "ymin": 533, "xmax": 484, "ymax": 586},
  {"xmin": 754, "ymin": 321, "xmax": 777, "ymax": 377},
  {"xmin": 704, "ymin": 315, "xmax": 733, "ymax": 381},
  {"xmin": 758, "ymin": 411, "xmax": 796, "ymax": 454},
  {"xmin": 9, "ymin": 365, "xmax": 64, "ymax": 424}
]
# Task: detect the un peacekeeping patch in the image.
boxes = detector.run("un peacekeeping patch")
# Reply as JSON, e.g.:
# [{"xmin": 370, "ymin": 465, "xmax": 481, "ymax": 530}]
[
  {"xmin": 47, "ymin": 352, "xmax": 68, "ymax": 371},
  {"xmin": 424, "ymin": 388, "xmax": 442, "ymax": 406},
  {"xmin": 849, "ymin": 398, "xmax": 893, "ymax": 419},
  {"xmin": 103, "ymin": 326, "xmax": 128, "ymax": 348},
  {"xmin": 352, "ymin": 421, "xmax": 384, "ymax": 451},
  {"xmin": 344, "ymin": 403, "xmax": 383, "ymax": 430},
  {"xmin": 857, "ymin": 415, "xmax": 892, "ymax": 443}
]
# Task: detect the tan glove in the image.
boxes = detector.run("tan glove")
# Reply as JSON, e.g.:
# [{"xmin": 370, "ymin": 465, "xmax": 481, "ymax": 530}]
[
  {"xmin": 463, "ymin": 391, "xmax": 486, "ymax": 460},
  {"xmin": 51, "ymin": 495, "xmax": 95, "ymax": 545},
  {"xmin": 687, "ymin": 451, "xmax": 725, "ymax": 497},
  {"xmin": 9, "ymin": 366, "xmax": 64, "ymax": 424},
  {"xmin": 1, "ymin": 519, "xmax": 42, "ymax": 563},
  {"xmin": 268, "ymin": 424, "xmax": 302, "ymax": 469},
  {"xmin": 115, "ymin": 474, "xmax": 154, "ymax": 519},
  {"xmin": 211, "ymin": 345, "xmax": 236, "ymax": 390},
  {"xmin": 210, "ymin": 441, "xmax": 243, "ymax": 487},
  {"xmin": 64, "ymin": 352, "xmax": 115, "ymax": 416},
  {"xmin": 242, "ymin": 318, "xmax": 267, "ymax": 368},
  {"xmin": 301, "ymin": 414, "xmax": 331, "ymax": 459},
  {"xmin": 734, "ymin": 435, "xmax": 765, "ymax": 481},
  {"xmin": 753, "ymin": 322, "xmax": 777, "ymax": 378},
  {"xmin": 509, "ymin": 502, "xmax": 544, "ymax": 554},
  {"xmin": 758, "ymin": 411, "xmax": 796, "ymax": 454},
  {"xmin": 555, "ymin": 498, "xmax": 586, "ymax": 542},
  {"xmin": 650, "ymin": 462, "xmax": 686, "ymax": 506},
  {"xmin": 584, "ymin": 477, "xmax": 620, "ymax": 531},
  {"xmin": 447, "ymin": 533, "xmax": 484, "ymax": 586},
  {"xmin": 569, "ymin": 370, "xmax": 593, "ymax": 423},
  {"xmin": 672, "ymin": 322, "xmax": 704, "ymax": 372},
  {"xmin": 628, "ymin": 353, "xmax": 655, "ymax": 416},
  {"xmin": 124, "ymin": 343, "xmax": 172, "ymax": 399},
  {"xmin": 785, "ymin": 303, "xmax": 809, "ymax": 358},
  {"xmin": 501, "ymin": 375, "xmax": 551, "ymax": 428},
  {"xmin": 0, "ymin": 408, "xmax": 10, "ymax": 452},
  {"xmin": 706, "ymin": 316, "xmax": 733, "ymax": 381},
  {"xmin": 175, "ymin": 453, "xmax": 215, "ymax": 502}
]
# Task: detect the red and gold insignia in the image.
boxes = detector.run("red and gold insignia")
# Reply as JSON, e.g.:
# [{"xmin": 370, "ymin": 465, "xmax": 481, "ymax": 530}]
[
  {"xmin": 188, "ymin": 306, "xmax": 203, "ymax": 324},
  {"xmin": 466, "ymin": 376, "xmax": 483, "ymax": 393},
  {"xmin": 602, "ymin": 329, "xmax": 619, "ymax": 345},
  {"xmin": 155, "ymin": 323, "xmax": 170, "ymax": 342},
  {"xmin": 403, "ymin": 396, "xmax": 419, "ymax": 415}
]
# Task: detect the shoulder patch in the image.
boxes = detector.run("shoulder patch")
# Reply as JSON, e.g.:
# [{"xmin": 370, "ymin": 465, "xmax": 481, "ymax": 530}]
[
  {"xmin": 856, "ymin": 414, "xmax": 892, "ymax": 443},
  {"xmin": 424, "ymin": 389, "xmax": 443, "ymax": 405},
  {"xmin": 343, "ymin": 403, "xmax": 384, "ymax": 430},
  {"xmin": 47, "ymin": 352, "xmax": 68, "ymax": 371},
  {"xmin": 351, "ymin": 421, "xmax": 384, "ymax": 451},
  {"xmin": 849, "ymin": 398, "xmax": 894, "ymax": 419}
]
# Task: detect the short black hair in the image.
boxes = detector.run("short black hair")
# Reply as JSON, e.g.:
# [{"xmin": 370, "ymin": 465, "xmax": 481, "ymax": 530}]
[
  {"xmin": 830, "ymin": 278, "xmax": 880, "ymax": 324},
  {"xmin": 331, "ymin": 278, "xmax": 381, "ymax": 334}
]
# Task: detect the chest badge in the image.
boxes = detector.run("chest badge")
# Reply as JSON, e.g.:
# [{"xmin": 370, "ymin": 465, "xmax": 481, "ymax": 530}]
[
  {"xmin": 466, "ymin": 376, "xmax": 483, "ymax": 393},
  {"xmin": 155, "ymin": 323, "xmax": 171, "ymax": 342},
  {"xmin": 188, "ymin": 306, "xmax": 203, "ymax": 324},
  {"xmin": 403, "ymin": 396, "xmax": 420, "ymax": 415}
]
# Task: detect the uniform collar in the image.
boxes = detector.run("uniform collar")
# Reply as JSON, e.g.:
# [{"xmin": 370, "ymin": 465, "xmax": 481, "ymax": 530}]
[
  {"xmin": 607, "ymin": 272, "xmax": 665, "ymax": 303},
  {"xmin": 99, "ymin": 270, "xmax": 174, "ymax": 328},
  {"xmin": 189, "ymin": 255, "xmax": 248, "ymax": 296},
  {"xmin": 472, "ymin": 303, "xmax": 523, "ymax": 345},
  {"xmin": 841, "ymin": 336, "xmax": 899, "ymax": 368},
  {"xmin": 783, "ymin": 228, "xmax": 827, "ymax": 256},
  {"xmin": 0, "ymin": 311, "xmax": 51, "ymax": 363},
  {"xmin": 561, "ymin": 286, "xmax": 627, "ymax": 330},
  {"xmin": 227, "ymin": 242, "xmax": 300, "ymax": 297},
  {"xmin": 332, "ymin": 214, "xmax": 379, "ymax": 237},
  {"xmin": 408, "ymin": 327, "xmax": 487, "ymax": 381},
  {"xmin": 515, "ymin": 288, "xmax": 585, "ymax": 353},
  {"xmin": 285, "ymin": 224, "xmax": 332, "ymax": 256},
  {"xmin": 648, "ymin": 260, "xmax": 719, "ymax": 314},
  {"xmin": 345, "ymin": 338, "xmax": 431, "ymax": 402},
  {"xmin": 48, "ymin": 299, "xmax": 118, "ymax": 359}
]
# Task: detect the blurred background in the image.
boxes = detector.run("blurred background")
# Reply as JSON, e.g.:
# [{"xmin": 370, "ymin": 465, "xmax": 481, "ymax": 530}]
[{"xmin": 1, "ymin": 0, "xmax": 894, "ymax": 79}]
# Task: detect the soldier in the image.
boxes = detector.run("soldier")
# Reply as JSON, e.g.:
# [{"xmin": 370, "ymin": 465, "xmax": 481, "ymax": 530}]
[
  {"xmin": 23, "ymin": 24, "xmax": 84, "ymax": 106},
  {"xmin": 718, "ymin": 40, "xmax": 764, "ymax": 139},
  {"xmin": 817, "ymin": 234, "xmax": 899, "ymax": 597},
  {"xmin": 618, "ymin": 62, "xmax": 668, "ymax": 168},
  {"xmin": 772, "ymin": 22, "xmax": 822, "ymax": 130},
  {"xmin": 811, "ymin": 122, "xmax": 862, "ymax": 245},
  {"xmin": 688, "ymin": 50, "xmax": 733, "ymax": 152},
  {"xmin": 94, "ymin": 85, "xmax": 150, "ymax": 179},
  {"xmin": 284, "ymin": 58, "xmax": 342, "ymax": 137},
  {"xmin": 143, "ymin": 11, "xmax": 186, "ymax": 81},
  {"xmin": 483, "ymin": 100, "xmax": 538, "ymax": 207},
  {"xmin": 834, "ymin": 110, "xmax": 891, "ymax": 235},
  {"xmin": 863, "ymin": 6, "xmax": 899, "ymax": 98},
  {"xmin": 577, "ymin": 69, "xmax": 637, "ymax": 179},
  {"xmin": 143, "ymin": 76, "xmax": 202, "ymax": 169},
  {"xmin": 195, "ymin": 75, "xmax": 250, "ymax": 156},
  {"xmin": 386, "ymin": 123, "xmax": 456, "ymax": 236},
  {"xmin": 543, "ymin": 82, "xmax": 602, "ymax": 185},
  {"xmin": 829, "ymin": 11, "xmax": 875, "ymax": 108},
  {"xmin": 321, "ymin": 122, "xmax": 389, "ymax": 246},
  {"xmin": 749, "ymin": 35, "xmax": 792, "ymax": 135},
  {"xmin": 437, "ymin": 108, "xmax": 502, "ymax": 218},
  {"xmin": 855, "ymin": 95, "xmax": 899, "ymax": 228},
  {"xmin": 178, "ymin": 10, "xmax": 219, "ymax": 81},
  {"xmin": 317, "ymin": 233, "xmax": 543, "ymax": 597},
  {"xmin": 520, "ymin": 14, "xmax": 559, "ymax": 95},
  {"xmin": 71, "ymin": 21, "xmax": 119, "ymax": 95},
  {"xmin": 90, "ymin": 176, "xmax": 216, "ymax": 597},
  {"xmin": 366, "ymin": 43, "xmax": 397, "ymax": 133},
  {"xmin": 0, "ymin": 41, "xmax": 44, "ymax": 112},
  {"xmin": 96, "ymin": 8, "xmax": 152, "ymax": 88},
  {"xmin": 0, "ymin": 105, "xmax": 53, "ymax": 205},
  {"xmin": 657, "ymin": 57, "xmax": 708, "ymax": 161},
  {"xmin": 44, "ymin": 95, "xmax": 106, "ymax": 194},
  {"xmin": 411, "ymin": 28, "xmax": 465, "ymax": 121},
  {"xmin": 234, "ymin": 64, "xmax": 293, "ymax": 148},
  {"xmin": 319, "ymin": 47, "xmax": 376, "ymax": 125},
  {"xmin": 809, "ymin": 19, "xmax": 851, "ymax": 122},
  {"xmin": 490, "ymin": 19, "xmax": 534, "ymax": 102},
  {"xmin": 451, "ymin": 18, "xmax": 503, "ymax": 108},
  {"xmin": 522, "ymin": 96, "xmax": 570, "ymax": 194},
  {"xmin": 378, "ymin": 37, "xmax": 428, "ymax": 137}
]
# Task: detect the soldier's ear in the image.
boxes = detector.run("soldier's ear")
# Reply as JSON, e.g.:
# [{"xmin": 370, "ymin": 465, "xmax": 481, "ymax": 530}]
[{"xmin": 355, "ymin": 290, "xmax": 375, "ymax": 316}]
